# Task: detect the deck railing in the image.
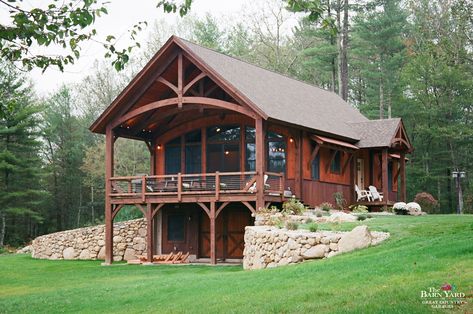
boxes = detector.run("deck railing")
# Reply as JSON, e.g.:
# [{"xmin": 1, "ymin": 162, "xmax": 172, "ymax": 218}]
[{"xmin": 109, "ymin": 171, "xmax": 284, "ymax": 201}]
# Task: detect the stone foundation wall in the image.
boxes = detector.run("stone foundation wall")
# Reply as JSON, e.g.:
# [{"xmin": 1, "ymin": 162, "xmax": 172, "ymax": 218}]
[
  {"xmin": 32, "ymin": 219, "xmax": 147, "ymax": 261},
  {"xmin": 243, "ymin": 225, "xmax": 389, "ymax": 270}
]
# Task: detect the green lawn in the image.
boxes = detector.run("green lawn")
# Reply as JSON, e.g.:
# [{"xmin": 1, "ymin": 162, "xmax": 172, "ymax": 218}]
[{"xmin": 1, "ymin": 215, "xmax": 472, "ymax": 314}]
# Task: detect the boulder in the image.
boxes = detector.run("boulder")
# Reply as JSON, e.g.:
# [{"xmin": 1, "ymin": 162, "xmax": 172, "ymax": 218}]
[
  {"xmin": 338, "ymin": 225, "xmax": 372, "ymax": 253},
  {"xmin": 97, "ymin": 246, "xmax": 106, "ymax": 260},
  {"xmin": 79, "ymin": 249, "xmax": 90, "ymax": 260},
  {"xmin": 16, "ymin": 245, "xmax": 32, "ymax": 254},
  {"xmin": 301, "ymin": 244, "xmax": 326, "ymax": 259},
  {"xmin": 327, "ymin": 212, "xmax": 358, "ymax": 223},
  {"xmin": 123, "ymin": 248, "xmax": 137, "ymax": 261},
  {"xmin": 63, "ymin": 247, "xmax": 76, "ymax": 260}
]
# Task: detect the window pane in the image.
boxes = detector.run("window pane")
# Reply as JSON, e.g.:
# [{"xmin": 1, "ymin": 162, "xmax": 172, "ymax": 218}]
[
  {"xmin": 223, "ymin": 144, "xmax": 240, "ymax": 172},
  {"xmin": 167, "ymin": 136, "xmax": 181, "ymax": 145},
  {"xmin": 185, "ymin": 130, "xmax": 201, "ymax": 143},
  {"xmin": 245, "ymin": 126, "xmax": 255, "ymax": 142},
  {"xmin": 207, "ymin": 125, "xmax": 240, "ymax": 142},
  {"xmin": 268, "ymin": 140, "xmax": 286, "ymax": 173},
  {"xmin": 165, "ymin": 146, "xmax": 181, "ymax": 174},
  {"xmin": 330, "ymin": 151, "xmax": 341, "ymax": 173},
  {"xmin": 185, "ymin": 145, "xmax": 201, "ymax": 174},
  {"xmin": 388, "ymin": 161, "xmax": 393, "ymax": 191},
  {"xmin": 207, "ymin": 144, "xmax": 222, "ymax": 173},
  {"xmin": 312, "ymin": 153, "xmax": 320, "ymax": 180},
  {"xmin": 167, "ymin": 215, "xmax": 185, "ymax": 241},
  {"xmin": 246, "ymin": 143, "xmax": 255, "ymax": 171}
]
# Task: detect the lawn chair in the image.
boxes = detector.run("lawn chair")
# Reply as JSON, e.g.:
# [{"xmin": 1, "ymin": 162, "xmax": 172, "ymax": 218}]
[
  {"xmin": 355, "ymin": 185, "xmax": 372, "ymax": 202},
  {"xmin": 368, "ymin": 185, "xmax": 383, "ymax": 201},
  {"xmin": 248, "ymin": 174, "xmax": 269, "ymax": 193}
]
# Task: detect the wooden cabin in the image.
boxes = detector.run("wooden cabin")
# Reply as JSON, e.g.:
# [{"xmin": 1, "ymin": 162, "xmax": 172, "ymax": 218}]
[{"xmin": 90, "ymin": 36, "xmax": 412, "ymax": 265}]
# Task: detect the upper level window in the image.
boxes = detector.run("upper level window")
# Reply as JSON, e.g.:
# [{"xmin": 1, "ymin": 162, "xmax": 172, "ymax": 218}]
[
  {"xmin": 185, "ymin": 130, "xmax": 201, "ymax": 174},
  {"xmin": 207, "ymin": 125, "xmax": 240, "ymax": 142},
  {"xmin": 267, "ymin": 131, "xmax": 286, "ymax": 173},
  {"xmin": 330, "ymin": 150, "xmax": 341, "ymax": 174},
  {"xmin": 207, "ymin": 125, "xmax": 240, "ymax": 172},
  {"xmin": 165, "ymin": 136, "xmax": 181, "ymax": 174},
  {"xmin": 245, "ymin": 127, "xmax": 255, "ymax": 171}
]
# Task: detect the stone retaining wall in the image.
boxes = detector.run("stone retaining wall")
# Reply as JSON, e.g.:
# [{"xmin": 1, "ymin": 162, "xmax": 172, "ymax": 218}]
[
  {"xmin": 243, "ymin": 225, "xmax": 389, "ymax": 270},
  {"xmin": 32, "ymin": 219, "xmax": 147, "ymax": 261}
]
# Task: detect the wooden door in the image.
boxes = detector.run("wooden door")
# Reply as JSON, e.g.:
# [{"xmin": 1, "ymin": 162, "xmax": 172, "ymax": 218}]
[
  {"xmin": 199, "ymin": 208, "xmax": 252, "ymax": 259},
  {"xmin": 161, "ymin": 206, "xmax": 198, "ymax": 254},
  {"xmin": 356, "ymin": 158, "xmax": 365, "ymax": 188}
]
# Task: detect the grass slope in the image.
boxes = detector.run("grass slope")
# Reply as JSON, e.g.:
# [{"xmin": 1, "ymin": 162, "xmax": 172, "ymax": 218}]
[{"xmin": 0, "ymin": 215, "xmax": 472, "ymax": 314}]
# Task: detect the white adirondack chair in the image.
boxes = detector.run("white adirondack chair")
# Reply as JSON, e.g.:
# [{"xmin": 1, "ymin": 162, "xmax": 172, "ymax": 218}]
[
  {"xmin": 368, "ymin": 185, "xmax": 384, "ymax": 201},
  {"xmin": 355, "ymin": 185, "xmax": 372, "ymax": 202},
  {"xmin": 248, "ymin": 174, "xmax": 269, "ymax": 193}
]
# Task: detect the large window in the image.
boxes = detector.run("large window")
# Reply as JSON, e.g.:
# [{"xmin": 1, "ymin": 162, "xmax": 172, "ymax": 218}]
[
  {"xmin": 207, "ymin": 125, "xmax": 240, "ymax": 172},
  {"xmin": 267, "ymin": 131, "xmax": 286, "ymax": 173},
  {"xmin": 185, "ymin": 130, "xmax": 201, "ymax": 174},
  {"xmin": 245, "ymin": 127, "xmax": 256, "ymax": 171},
  {"xmin": 165, "ymin": 136, "xmax": 181, "ymax": 174},
  {"xmin": 330, "ymin": 150, "xmax": 341, "ymax": 174}
]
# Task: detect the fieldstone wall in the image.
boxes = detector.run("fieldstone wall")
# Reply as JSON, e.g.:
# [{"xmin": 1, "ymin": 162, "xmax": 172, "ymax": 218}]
[
  {"xmin": 32, "ymin": 219, "xmax": 147, "ymax": 261},
  {"xmin": 243, "ymin": 225, "xmax": 389, "ymax": 270}
]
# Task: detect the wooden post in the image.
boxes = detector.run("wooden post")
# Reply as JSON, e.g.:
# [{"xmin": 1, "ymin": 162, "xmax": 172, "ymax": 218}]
[
  {"xmin": 400, "ymin": 152, "xmax": 406, "ymax": 202},
  {"xmin": 215, "ymin": 171, "xmax": 220, "ymax": 200},
  {"xmin": 141, "ymin": 175, "xmax": 146, "ymax": 203},
  {"xmin": 146, "ymin": 204, "xmax": 154, "ymax": 263},
  {"xmin": 255, "ymin": 118, "xmax": 266, "ymax": 211},
  {"xmin": 210, "ymin": 201, "xmax": 216, "ymax": 265},
  {"xmin": 150, "ymin": 140, "xmax": 156, "ymax": 175},
  {"xmin": 177, "ymin": 53, "xmax": 183, "ymax": 108},
  {"xmin": 104, "ymin": 126, "xmax": 114, "ymax": 265},
  {"xmin": 350, "ymin": 153, "xmax": 356, "ymax": 204},
  {"xmin": 295, "ymin": 131, "xmax": 303, "ymax": 200},
  {"xmin": 177, "ymin": 173, "xmax": 182, "ymax": 202},
  {"xmin": 381, "ymin": 149, "xmax": 389, "ymax": 209},
  {"xmin": 201, "ymin": 127, "xmax": 206, "ymax": 174}
]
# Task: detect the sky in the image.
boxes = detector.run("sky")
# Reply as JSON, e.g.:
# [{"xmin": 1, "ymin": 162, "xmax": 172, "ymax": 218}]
[{"xmin": 1, "ymin": 0, "xmax": 250, "ymax": 96}]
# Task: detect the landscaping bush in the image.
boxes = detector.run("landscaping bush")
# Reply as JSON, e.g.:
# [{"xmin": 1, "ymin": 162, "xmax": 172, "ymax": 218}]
[
  {"xmin": 333, "ymin": 192, "xmax": 347, "ymax": 210},
  {"xmin": 269, "ymin": 216, "xmax": 284, "ymax": 227},
  {"xmin": 349, "ymin": 204, "xmax": 368, "ymax": 213},
  {"xmin": 319, "ymin": 202, "xmax": 333, "ymax": 212},
  {"xmin": 357, "ymin": 214, "xmax": 367, "ymax": 221},
  {"xmin": 414, "ymin": 192, "xmax": 438, "ymax": 214},
  {"xmin": 305, "ymin": 218, "xmax": 314, "ymax": 224},
  {"xmin": 285, "ymin": 221, "xmax": 299, "ymax": 230},
  {"xmin": 307, "ymin": 222, "xmax": 318, "ymax": 232},
  {"xmin": 282, "ymin": 198, "xmax": 306, "ymax": 215},
  {"xmin": 260, "ymin": 206, "xmax": 279, "ymax": 214},
  {"xmin": 315, "ymin": 210, "xmax": 324, "ymax": 217},
  {"xmin": 367, "ymin": 214, "xmax": 373, "ymax": 219},
  {"xmin": 393, "ymin": 202, "xmax": 408, "ymax": 215}
]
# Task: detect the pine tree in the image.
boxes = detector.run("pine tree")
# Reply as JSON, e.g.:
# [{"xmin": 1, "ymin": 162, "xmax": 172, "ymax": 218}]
[{"xmin": 0, "ymin": 62, "xmax": 46, "ymax": 247}]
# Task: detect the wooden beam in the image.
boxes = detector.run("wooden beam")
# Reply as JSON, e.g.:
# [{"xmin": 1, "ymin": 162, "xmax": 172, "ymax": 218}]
[
  {"xmin": 146, "ymin": 203, "xmax": 154, "ymax": 263},
  {"xmin": 255, "ymin": 118, "xmax": 266, "ymax": 211},
  {"xmin": 307, "ymin": 144, "xmax": 320, "ymax": 170},
  {"xmin": 197, "ymin": 202, "xmax": 210, "ymax": 217},
  {"xmin": 342, "ymin": 153, "xmax": 354, "ymax": 175},
  {"xmin": 216, "ymin": 202, "xmax": 230, "ymax": 218},
  {"xmin": 400, "ymin": 152, "xmax": 406, "ymax": 202},
  {"xmin": 350, "ymin": 154, "xmax": 356, "ymax": 204},
  {"xmin": 242, "ymin": 201, "xmax": 256, "ymax": 214},
  {"xmin": 183, "ymin": 72, "xmax": 207, "ymax": 94},
  {"xmin": 326, "ymin": 150, "xmax": 338, "ymax": 173},
  {"xmin": 210, "ymin": 201, "xmax": 216, "ymax": 265},
  {"xmin": 178, "ymin": 53, "xmax": 183, "ymax": 108},
  {"xmin": 295, "ymin": 130, "xmax": 303, "ymax": 199},
  {"xmin": 152, "ymin": 203, "xmax": 165, "ymax": 219},
  {"xmin": 156, "ymin": 77, "xmax": 178, "ymax": 94},
  {"xmin": 382, "ymin": 149, "xmax": 389, "ymax": 209},
  {"xmin": 104, "ymin": 126, "xmax": 114, "ymax": 265}
]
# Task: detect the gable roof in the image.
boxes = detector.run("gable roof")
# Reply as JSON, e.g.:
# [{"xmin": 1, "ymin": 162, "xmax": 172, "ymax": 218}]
[
  {"xmin": 177, "ymin": 38, "xmax": 368, "ymax": 141},
  {"xmin": 348, "ymin": 118, "xmax": 402, "ymax": 148}
]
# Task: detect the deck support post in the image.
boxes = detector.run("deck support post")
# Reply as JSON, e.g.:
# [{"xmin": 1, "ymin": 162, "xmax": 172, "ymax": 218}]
[
  {"xmin": 104, "ymin": 126, "xmax": 115, "ymax": 265},
  {"xmin": 210, "ymin": 201, "xmax": 217, "ymax": 265},
  {"xmin": 350, "ymin": 153, "xmax": 356, "ymax": 205},
  {"xmin": 150, "ymin": 140, "xmax": 156, "ymax": 175},
  {"xmin": 381, "ymin": 149, "xmax": 389, "ymax": 210},
  {"xmin": 400, "ymin": 152, "xmax": 406, "ymax": 202},
  {"xmin": 146, "ymin": 204, "xmax": 155, "ymax": 263},
  {"xmin": 295, "ymin": 130, "xmax": 303, "ymax": 200},
  {"xmin": 255, "ymin": 118, "xmax": 266, "ymax": 211}
]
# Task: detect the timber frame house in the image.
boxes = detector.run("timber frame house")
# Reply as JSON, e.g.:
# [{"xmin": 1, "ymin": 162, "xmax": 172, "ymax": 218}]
[{"xmin": 90, "ymin": 36, "xmax": 412, "ymax": 265}]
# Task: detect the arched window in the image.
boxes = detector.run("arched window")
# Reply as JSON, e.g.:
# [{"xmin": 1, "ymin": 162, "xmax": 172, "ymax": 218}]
[
  {"xmin": 207, "ymin": 125, "xmax": 241, "ymax": 172},
  {"xmin": 165, "ymin": 136, "xmax": 181, "ymax": 174}
]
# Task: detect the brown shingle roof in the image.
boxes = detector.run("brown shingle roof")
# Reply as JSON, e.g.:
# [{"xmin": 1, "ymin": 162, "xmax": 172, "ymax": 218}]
[
  {"xmin": 348, "ymin": 118, "xmax": 401, "ymax": 148},
  {"xmin": 178, "ymin": 38, "xmax": 369, "ymax": 141}
]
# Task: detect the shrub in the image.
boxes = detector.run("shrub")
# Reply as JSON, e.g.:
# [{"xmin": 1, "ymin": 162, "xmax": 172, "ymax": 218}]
[
  {"xmin": 282, "ymin": 198, "xmax": 306, "ymax": 215},
  {"xmin": 315, "ymin": 210, "xmax": 324, "ymax": 217},
  {"xmin": 414, "ymin": 192, "xmax": 438, "ymax": 214},
  {"xmin": 393, "ymin": 202, "xmax": 408, "ymax": 215},
  {"xmin": 349, "ymin": 204, "xmax": 369, "ymax": 213},
  {"xmin": 357, "ymin": 214, "xmax": 367, "ymax": 221},
  {"xmin": 305, "ymin": 218, "xmax": 314, "ymax": 224},
  {"xmin": 367, "ymin": 214, "xmax": 373, "ymax": 219},
  {"xmin": 320, "ymin": 202, "xmax": 333, "ymax": 212},
  {"xmin": 260, "ymin": 205, "xmax": 279, "ymax": 214},
  {"xmin": 333, "ymin": 192, "xmax": 347, "ymax": 210},
  {"xmin": 269, "ymin": 216, "xmax": 284, "ymax": 227},
  {"xmin": 285, "ymin": 221, "xmax": 299, "ymax": 230},
  {"xmin": 307, "ymin": 222, "xmax": 318, "ymax": 232}
]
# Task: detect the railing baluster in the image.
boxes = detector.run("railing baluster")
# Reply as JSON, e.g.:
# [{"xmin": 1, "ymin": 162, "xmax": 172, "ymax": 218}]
[
  {"xmin": 141, "ymin": 175, "xmax": 146, "ymax": 203},
  {"xmin": 177, "ymin": 172, "xmax": 182, "ymax": 201},
  {"xmin": 215, "ymin": 171, "xmax": 220, "ymax": 200}
]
